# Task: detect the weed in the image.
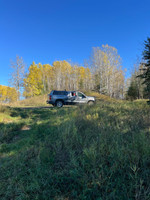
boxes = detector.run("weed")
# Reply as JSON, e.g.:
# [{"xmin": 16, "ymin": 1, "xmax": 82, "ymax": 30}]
[{"xmin": 0, "ymin": 100, "xmax": 150, "ymax": 199}]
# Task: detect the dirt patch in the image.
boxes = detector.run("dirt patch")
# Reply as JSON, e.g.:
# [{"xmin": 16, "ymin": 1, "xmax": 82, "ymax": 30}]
[{"xmin": 21, "ymin": 125, "xmax": 31, "ymax": 131}]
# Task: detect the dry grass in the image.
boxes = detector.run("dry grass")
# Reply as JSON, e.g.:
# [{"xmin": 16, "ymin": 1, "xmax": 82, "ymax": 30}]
[
  {"xmin": 85, "ymin": 91, "xmax": 117, "ymax": 102},
  {"xmin": 7, "ymin": 92, "xmax": 116, "ymax": 108},
  {"xmin": 9, "ymin": 94, "xmax": 48, "ymax": 107}
]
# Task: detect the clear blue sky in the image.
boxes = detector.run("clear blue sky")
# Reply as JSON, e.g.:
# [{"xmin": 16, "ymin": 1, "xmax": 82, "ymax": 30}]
[{"xmin": 0, "ymin": 0, "xmax": 150, "ymax": 86}]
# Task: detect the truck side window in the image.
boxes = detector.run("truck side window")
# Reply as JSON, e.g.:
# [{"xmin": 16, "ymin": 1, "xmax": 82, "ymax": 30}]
[
  {"xmin": 78, "ymin": 92, "xmax": 82, "ymax": 97},
  {"xmin": 78, "ymin": 92, "xmax": 86, "ymax": 98}
]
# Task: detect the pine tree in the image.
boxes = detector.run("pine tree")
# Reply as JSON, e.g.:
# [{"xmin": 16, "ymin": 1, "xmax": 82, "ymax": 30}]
[
  {"xmin": 139, "ymin": 37, "xmax": 150, "ymax": 99},
  {"xmin": 127, "ymin": 81, "xmax": 138, "ymax": 100}
]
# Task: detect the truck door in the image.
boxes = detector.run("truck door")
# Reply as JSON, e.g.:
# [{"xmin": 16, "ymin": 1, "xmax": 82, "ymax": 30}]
[{"xmin": 76, "ymin": 92, "xmax": 87, "ymax": 104}]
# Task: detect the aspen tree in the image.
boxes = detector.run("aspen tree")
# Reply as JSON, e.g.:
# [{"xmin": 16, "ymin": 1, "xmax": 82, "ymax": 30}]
[{"xmin": 9, "ymin": 55, "xmax": 25, "ymax": 100}]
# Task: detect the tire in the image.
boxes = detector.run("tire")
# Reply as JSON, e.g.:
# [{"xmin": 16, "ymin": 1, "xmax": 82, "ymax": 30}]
[
  {"xmin": 56, "ymin": 100, "xmax": 63, "ymax": 108},
  {"xmin": 88, "ymin": 101, "xmax": 94, "ymax": 105}
]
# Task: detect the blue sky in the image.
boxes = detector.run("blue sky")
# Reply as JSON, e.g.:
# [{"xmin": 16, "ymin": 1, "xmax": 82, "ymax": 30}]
[{"xmin": 0, "ymin": 0, "xmax": 150, "ymax": 86}]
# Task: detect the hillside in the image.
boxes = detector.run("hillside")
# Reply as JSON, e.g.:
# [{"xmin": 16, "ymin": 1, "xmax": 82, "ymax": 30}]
[
  {"xmin": 9, "ymin": 92, "xmax": 115, "ymax": 108},
  {"xmin": 0, "ymin": 99, "xmax": 150, "ymax": 199}
]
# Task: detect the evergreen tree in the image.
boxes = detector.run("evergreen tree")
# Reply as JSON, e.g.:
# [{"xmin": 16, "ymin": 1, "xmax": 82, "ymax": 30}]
[
  {"xmin": 127, "ymin": 81, "xmax": 138, "ymax": 100},
  {"xmin": 139, "ymin": 37, "xmax": 150, "ymax": 99}
]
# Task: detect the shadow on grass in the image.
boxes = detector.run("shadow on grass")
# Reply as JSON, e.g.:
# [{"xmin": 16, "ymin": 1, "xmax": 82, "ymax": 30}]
[
  {"xmin": 0, "ymin": 106, "xmax": 74, "ymax": 158},
  {"xmin": 0, "ymin": 102, "xmax": 150, "ymax": 200},
  {"xmin": 10, "ymin": 106, "xmax": 74, "ymax": 119}
]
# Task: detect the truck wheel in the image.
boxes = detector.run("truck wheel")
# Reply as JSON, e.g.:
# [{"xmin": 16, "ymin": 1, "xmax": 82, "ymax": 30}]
[
  {"xmin": 56, "ymin": 100, "xmax": 63, "ymax": 108},
  {"xmin": 88, "ymin": 101, "xmax": 94, "ymax": 105}
]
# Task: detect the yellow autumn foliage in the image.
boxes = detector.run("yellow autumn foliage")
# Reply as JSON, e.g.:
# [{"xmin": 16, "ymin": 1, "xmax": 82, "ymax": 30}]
[
  {"xmin": 23, "ymin": 60, "xmax": 92, "ymax": 97},
  {"xmin": 0, "ymin": 85, "xmax": 18, "ymax": 103}
]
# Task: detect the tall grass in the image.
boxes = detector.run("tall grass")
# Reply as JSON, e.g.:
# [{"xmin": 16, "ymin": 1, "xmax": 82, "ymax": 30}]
[
  {"xmin": 0, "ymin": 100, "xmax": 150, "ymax": 199},
  {"xmin": 0, "ymin": 104, "xmax": 9, "ymax": 113},
  {"xmin": 9, "ymin": 94, "xmax": 48, "ymax": 107}
]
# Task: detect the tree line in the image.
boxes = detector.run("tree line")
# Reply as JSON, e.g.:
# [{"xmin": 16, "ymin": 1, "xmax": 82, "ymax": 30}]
[
  {"xmin": 127, "ymin": 37, "xmax": 150, "ymax": 100},
  {"xmin": 23, "ymin": 61, "xmax": 93, "ymax": 98},
  {"xmin": 16, "ymin": 45, "xmax": 125, "ymax": 100},
  {"xmin": 1, "ymin": 40, "xmax": 149, "ymax": 102}
]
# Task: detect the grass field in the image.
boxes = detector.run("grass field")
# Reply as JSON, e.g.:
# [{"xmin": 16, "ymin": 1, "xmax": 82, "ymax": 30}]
[{"xmin": 0, "ymin": 99, "xmax": 150, "ymax": 200}]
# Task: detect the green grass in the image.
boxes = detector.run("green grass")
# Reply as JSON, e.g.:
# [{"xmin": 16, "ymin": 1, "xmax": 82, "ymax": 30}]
[{"xmin": 0, "ymin": 100, "xmax": 150, "ymax": 200}]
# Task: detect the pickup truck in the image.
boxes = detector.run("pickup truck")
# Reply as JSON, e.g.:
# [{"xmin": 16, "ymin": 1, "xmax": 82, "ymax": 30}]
[{"xmin": 47, "ymin": 90, "xmax": 95, "ymax": 107}]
